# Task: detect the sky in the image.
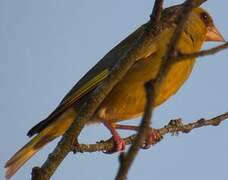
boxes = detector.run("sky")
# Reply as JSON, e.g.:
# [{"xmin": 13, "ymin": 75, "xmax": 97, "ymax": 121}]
[{"xmin": 1, "ymin": 0, "xmax": 228, "ymax": 180}]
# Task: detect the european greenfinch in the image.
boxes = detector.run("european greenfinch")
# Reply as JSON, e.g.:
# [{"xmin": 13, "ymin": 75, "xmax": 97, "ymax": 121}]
[{"xmin": 5, "ymin": 5, "xmax": 224, "ymax": 179}]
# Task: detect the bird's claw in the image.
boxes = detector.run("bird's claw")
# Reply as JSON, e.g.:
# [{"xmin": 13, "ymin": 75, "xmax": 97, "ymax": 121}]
[
  {"xmin": 103, "ymin": 136, "xmax": 125, "ymax": 154},
  {"xmin": 141, "ymin": 129, "xmax": 162, "ymax": 149}
]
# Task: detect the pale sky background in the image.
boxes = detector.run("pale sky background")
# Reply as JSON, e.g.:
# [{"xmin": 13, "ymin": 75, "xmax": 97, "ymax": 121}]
[{"xmin": 1, "ymin": 0, "xmax": 228, "ymax": 180}]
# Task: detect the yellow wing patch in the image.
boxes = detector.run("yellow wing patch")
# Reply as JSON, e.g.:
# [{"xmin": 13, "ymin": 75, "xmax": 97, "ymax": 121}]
[{"xmin": 61, "ymin": 69, "xmax": 109, "ymax": 108}]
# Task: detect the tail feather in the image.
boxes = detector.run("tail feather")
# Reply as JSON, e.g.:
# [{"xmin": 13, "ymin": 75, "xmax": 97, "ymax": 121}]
[
  {"xmin": 5, "ymin": 108, "xmax": 77, "ymax": 179},
  {"xmin": 4, "ymin": 133, "xmax": 56, "ymax": 180},
  {"xmin": 5, "ymin": 149, "xmax": 37, "ymax": 180}
]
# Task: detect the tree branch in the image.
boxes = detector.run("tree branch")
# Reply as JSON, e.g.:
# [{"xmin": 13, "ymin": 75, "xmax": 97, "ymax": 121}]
[
  {"xmin": 72, "ymin": 112, "xmax": 228, "ymax": 153},
  {"xmin": 175, "ymin": 42, "xmax": 228, "ymax": 60},
  {"xmin": 114, "ymin": 0, "xmax": 164, "ymax": 179},
  {"xmin": 115, "ymin": 81, "xmax": 155, "ymax": 180},
  {"xmin": 149, "ymin": 0, "xmax": 164, "ymax": 31}
]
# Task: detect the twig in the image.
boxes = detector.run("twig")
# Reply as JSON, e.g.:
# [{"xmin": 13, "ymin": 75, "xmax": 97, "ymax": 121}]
[
  {"xmin": 72, "ymin": 112, "xmax": 228, "ymax": 153},
  {"xmin": 149, "ymin": 0, "xmax": 164, "ymax": 31},
  {"xmin": 115, "ymin": 81, "xmax": 155, "ymax": 180},
  {"xmin": 114, "ymin": 1, "xmax": 164, "ymax": 179},
  {"xmin": 175, "ymin": 42, "xmax": 228, "ymax": 61}
]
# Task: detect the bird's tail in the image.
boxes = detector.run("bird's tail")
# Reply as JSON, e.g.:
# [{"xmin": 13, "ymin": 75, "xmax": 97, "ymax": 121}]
[
  {"xmin": 5, "ymin": 108, "xmax": 77, "ymax": 179},
  {"xmin": 4, "ymin": 132, "xmax": 56, "ymax": 180}
]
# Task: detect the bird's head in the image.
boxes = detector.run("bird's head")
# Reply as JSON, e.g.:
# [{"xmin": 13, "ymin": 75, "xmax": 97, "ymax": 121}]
[
  {"xmin": 193, "ymin": 8, "xmax": 224, "ymax": 42},
  {"xmin": 161, "ymin": 6, "xmax": 225, "ymax": 43}
]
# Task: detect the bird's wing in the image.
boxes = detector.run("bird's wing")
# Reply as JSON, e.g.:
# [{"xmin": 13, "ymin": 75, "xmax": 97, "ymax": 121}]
[
  {"xmin": 27, "ymin": 23, "xmax": 157, "ymax": 137},
  {"xmin": 52, "ymin": 23, "xmax": 153, "ymax": 116}
]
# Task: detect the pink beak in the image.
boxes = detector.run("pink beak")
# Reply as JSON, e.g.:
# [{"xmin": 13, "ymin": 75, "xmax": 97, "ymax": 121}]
[{"xmin": 205, "ymin": 26, "xmax": 225, "ymax": 42}]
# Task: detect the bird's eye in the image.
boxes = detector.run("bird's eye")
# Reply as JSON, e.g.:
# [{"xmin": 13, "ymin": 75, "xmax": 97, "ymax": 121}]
[{"xmin": 200, "ymin": 12, "xmax": 210, "ymax": 24}]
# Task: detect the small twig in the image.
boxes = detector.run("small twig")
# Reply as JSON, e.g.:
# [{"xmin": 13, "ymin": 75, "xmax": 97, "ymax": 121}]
[
  {"xmin": 175, "ymin": 42, "xmax": 228, "ymax": 61},
  {"xmin": 149, "ymin": 0, "xmax": 164, "ymax": 30},
  {"xmin": 114, "ymin": 1, "xmax": 164, "ymax": 179},
  {"xmin": 72, "ymin": 112, "xmax": 228, "ymax": 153},
  {"xmin": 115, "ymin": 81, "xmax": 155, "ymax": 180}
]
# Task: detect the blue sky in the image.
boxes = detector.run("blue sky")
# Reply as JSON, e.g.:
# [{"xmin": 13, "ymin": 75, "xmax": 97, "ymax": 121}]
[{"xmin": 1, "ymin": 0, "xmax": 228, "ymax": 180}]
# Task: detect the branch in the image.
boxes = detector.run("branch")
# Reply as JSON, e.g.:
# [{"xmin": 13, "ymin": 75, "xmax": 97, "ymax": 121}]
[
  {"xmin": 72, "ymin": 112, "xmax": 228, "ymax": 153},
  {"xmin": 115, "ymin": 0, "xmax": 164, "ymax": 179},
  {"xmin": 175, "ymin": 42, "xmax": 228, "ymax": 60},
  {"xmin": 149, "ymin": 0, "xmax": 164, "ymax": 30},
  {"xmin": 115, "ymin": 81, "xmax": 155, "ymax": 180}
]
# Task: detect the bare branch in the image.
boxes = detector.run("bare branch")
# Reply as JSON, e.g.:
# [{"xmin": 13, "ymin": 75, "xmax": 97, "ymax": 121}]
[
  {"xmin": 114, "ymin": 0, "xmax": 165, "ymax": 179},
  {"xmin": 149, "ymin": 0, "xmax": 164, "ymax": 30},
  {"xmin": 115, "ymin": 81, "xmax": 155, "ymax": 180},
  {"xmin": 72, "ymin": 112, "xmax": 228, "ymax": 153},
  {"xmin": 175, "ymin": 42, "xmax": 228, "ymax": 60}
]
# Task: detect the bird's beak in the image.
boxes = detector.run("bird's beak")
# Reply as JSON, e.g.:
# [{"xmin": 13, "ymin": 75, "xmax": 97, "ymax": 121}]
[{"xmin": 205, "ymin": 25, "xmax": 225, "ymax": 42}]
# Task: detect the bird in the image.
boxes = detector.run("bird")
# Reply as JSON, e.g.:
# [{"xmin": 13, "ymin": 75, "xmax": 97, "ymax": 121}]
[{"xmin": 5, "ymin": 5, "xmax": 224, "ymax": 180}]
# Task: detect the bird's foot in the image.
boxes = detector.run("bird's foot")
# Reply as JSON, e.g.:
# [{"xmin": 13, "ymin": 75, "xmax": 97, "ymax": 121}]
[
  {"xmin": 102, "ymin": 122, "xmax": 125, "ymax": 154},
  {"xmin": 115, "ymin": 124, "xmax": 162, "ymax": 149},
  {"xmin": 141, "ymin": 129, "xmax": 162, "ymax": 149},
  {"xmin": 104, "ymin": 134, "xmax": 126, "ymax": 154}
]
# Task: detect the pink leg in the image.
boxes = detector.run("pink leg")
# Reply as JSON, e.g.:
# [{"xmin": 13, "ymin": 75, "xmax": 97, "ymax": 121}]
[
  {"xmin": 115, "ymin": 124, "xmax": 139, "ymax": 131},
  {"xmin": 102, "ymin": 122, "xmax": 125, "ymax": 153},
  {"xmin": 115, "ymin": 124, "xmax": 162, "ymax": 149}
]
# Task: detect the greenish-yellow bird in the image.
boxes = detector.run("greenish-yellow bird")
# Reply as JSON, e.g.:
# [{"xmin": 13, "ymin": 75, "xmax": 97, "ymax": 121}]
[{"xmin": 5, "ymin": 5, "xmax": 224, "ymax": 179}]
